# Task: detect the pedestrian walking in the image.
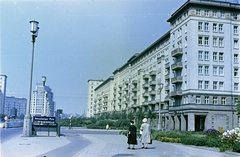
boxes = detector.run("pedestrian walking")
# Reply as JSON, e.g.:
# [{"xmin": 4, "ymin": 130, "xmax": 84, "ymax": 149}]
[
  {"xmin": 106, "ymin": 124, "xmax": 109, "ymax": 131},
  {"xmin": 127, "ymin": 120, "xmax": 137, "ymax": 150},
  {"xmin": 140, "ymin": 118, "xmax": 151, "ymax": 149}
]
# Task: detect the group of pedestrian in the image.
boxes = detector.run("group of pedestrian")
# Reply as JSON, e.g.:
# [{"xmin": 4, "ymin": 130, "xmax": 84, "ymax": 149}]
[{"xmin": 127, "ymin": 118, "xmax": 151, "ymax": 150}]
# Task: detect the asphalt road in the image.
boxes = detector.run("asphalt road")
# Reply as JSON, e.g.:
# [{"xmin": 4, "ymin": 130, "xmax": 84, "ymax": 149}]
[{"xmin": 0, "ymin": 127, "xmax": 23, "ymax": 143}]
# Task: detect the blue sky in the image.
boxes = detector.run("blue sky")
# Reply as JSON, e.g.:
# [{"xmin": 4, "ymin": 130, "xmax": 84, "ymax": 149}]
[{"xmin": 1, "ymin": 0, "xmax": 189, "ymax": 115}]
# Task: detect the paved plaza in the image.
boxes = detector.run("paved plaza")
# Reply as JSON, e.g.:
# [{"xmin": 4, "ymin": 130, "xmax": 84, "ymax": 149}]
[{"xmin": 1, "ymin": 129, "xmax": 239, "ymax": 157}]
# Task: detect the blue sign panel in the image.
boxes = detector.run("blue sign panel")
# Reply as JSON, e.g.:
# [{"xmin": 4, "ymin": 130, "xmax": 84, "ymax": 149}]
[{"xmin": 33, "ymin": 116, "xmax": 56, "ymax": 122}]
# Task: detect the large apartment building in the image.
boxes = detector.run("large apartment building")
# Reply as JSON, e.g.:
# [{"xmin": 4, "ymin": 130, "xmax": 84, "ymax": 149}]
[
  {"xmin": 87, "ymin": 0, "xmax": 240, "ymax": 131},
  {"xmin": 4, "ymin": 96, "xmax": 27, "ymax": 118}
]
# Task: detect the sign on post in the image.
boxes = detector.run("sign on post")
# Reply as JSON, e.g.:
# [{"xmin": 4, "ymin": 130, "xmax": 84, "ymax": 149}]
[{"xmin": 33, "ymin": 116, "xmax": 56, "ymax": 122}]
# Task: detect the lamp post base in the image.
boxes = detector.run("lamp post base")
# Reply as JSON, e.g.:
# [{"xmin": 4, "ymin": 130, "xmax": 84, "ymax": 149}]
[{"xmin": 23, "ymin": 115, "xmax": 32, "ymax": 137}]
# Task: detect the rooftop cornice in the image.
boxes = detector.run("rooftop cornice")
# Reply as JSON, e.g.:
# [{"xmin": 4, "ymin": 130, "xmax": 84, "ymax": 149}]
[{"xmin": 167, "ymin": 0, "xmax": 240, "ymax": 22}]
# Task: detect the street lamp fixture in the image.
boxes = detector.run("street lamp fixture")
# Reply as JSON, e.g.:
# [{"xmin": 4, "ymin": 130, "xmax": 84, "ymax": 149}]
[
  {"xmin": 42, "ymin": 76, "xmax": 46, "ymax": 86},
  {"xmin": 23, "ymin": 20, "xmax": 39, "ymax": 137},
  {"xmin": 158, "ymin": 83, "xmax": 164, "ymax": 130}
]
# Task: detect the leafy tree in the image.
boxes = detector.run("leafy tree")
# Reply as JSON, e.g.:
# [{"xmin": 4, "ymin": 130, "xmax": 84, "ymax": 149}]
[
  {"xmin": 135, "ymin": 108, "xmax": 145, "ymax": 127},
  {"xmin": 128, "ymin": 111, "xmax": 134, "ymax": 121}
]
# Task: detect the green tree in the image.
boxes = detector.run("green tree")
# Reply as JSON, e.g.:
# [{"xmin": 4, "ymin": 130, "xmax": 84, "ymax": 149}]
[
  {"xmin": 128, "ymin": 111, "xmax": 134, "ymax": 121},
  {"xmin": 135, "ymin": 108, "xmax": 145, "ymax": 127}
]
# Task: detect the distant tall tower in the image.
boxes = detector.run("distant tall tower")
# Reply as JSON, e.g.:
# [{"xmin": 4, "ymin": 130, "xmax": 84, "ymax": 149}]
[
  {"xmin": 0, "ymin": 75, "xmax": 7, "ymax": 115},
  {"xmin": 30, "ymin": 76, "xmax": 55, "ymax": 117}
]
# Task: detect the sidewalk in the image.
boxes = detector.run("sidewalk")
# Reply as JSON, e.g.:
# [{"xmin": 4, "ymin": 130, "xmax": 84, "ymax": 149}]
[
  {"xmin": 74, "ymin": 133, "xmax": 239, "ymax": 157},
  {"xmin": 1, "ymin": 129, "xmax": 239, "ymax": 157},
  {"xmin": 1, "ymin": 135, "xmax": 70, "ymax": 157}
]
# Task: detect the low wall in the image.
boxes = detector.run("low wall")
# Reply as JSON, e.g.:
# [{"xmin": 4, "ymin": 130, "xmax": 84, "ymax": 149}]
[{"xmin": 5, "ymin": 121, "xmax": 23, "ymax": 128}]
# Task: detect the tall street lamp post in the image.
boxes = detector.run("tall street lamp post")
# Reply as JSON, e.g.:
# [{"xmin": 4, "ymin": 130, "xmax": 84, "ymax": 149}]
[
  {"xmin": 158, "ymin": 83, "xmax": 164, "ymax": 130},
  {"xmin": 23, "ymin": 20, "xmax": 39, "ymax": 136}
]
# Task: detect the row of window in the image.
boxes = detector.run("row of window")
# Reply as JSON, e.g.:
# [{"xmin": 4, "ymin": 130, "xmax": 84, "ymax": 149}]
[
  {"xmin": 195, "ymin": 95, "xmax": 227, "ymax": 105},
  {"xmin": 198, "ymin": 80, "xmax": 239, "ymax": 91},
  {"xmin": 198, "ymin": 51, "xmax": 222, "ymax": 61},
  {"xmin": 198, "ymin": 22, "xmax": 239, "ymax": 34},
  {"xmin": 198, "ymin": 35, "xmax": 239, "ymax": 48},
  {"xmin": 198, "ymin": 65, "xmax": 239, "ymax": 77},
  {"xmin": 198, "ymin": 51, "xmax": 239, "ymax": 63},
  {"xmin": 196, "ymin": 9, "xmax": 238, "ymax": 20}
]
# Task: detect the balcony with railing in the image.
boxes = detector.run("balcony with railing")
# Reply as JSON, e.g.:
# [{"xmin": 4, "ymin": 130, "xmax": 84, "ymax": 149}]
[
  {"xmin": 171, "ymin": 48, "xmax": 183, "ymax": 57},
  {"xmin": 165, "ymin": 85, "xmax": 169, "ymax": 91},
  {"xmin": 149, "ymin": 90, "xmax": 156, "ymax": 95},
  {"xmin": 132, "ymin": 80, "xmax": 137, "ymax": 84},
  {"xmin": 165, "ymin": 62, "xmax": 170, "ymax": 69},
  {"xmin": 132, "ymin": 87, "xmax": 137, "ymax": 92},
  {"xmin": 142, "ymin": 92, "xmax": 149, "ymax": 97},
  {"xmin": 143, "ymin": 83, "xmax": 149, "ymax": 88},
  {"xmin": 149, "ymin": 80, "xmax": 156, "ymax": 85},
  {"xmin": 132, "ymin": 95, "xmax": 137, "ymax": 100},
  {"xmin": 143, "ymin": 74, "xmax": 149, "ymax": 79},
  {"xmin": 171, "ymin": 76, "xmax": 183, "ymax": 84},
  {"xmin": 165, "ymin": 74, "xmax": 170, "ymax": 80},
  {"xmin": 171, "ymin": 90, "xmax": 183, "ymax": 97},
  {"xmin": 142, "ymin": 101, "xmax": 149, "ymax": 106},
  {"xmin": 171, "ymin": 62, "xmax": 183, "ymax": 70},
  {"xmin": 149, "ymin": 70, "xmax": 156, "ymax": 76}
]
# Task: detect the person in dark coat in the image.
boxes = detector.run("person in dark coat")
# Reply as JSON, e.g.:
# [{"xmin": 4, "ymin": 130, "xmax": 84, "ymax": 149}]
[{"xmin": 127, "ymin": 120, "xmax": 137, "ymax": 149}]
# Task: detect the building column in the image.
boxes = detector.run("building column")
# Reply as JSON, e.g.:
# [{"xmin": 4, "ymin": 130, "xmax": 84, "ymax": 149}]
[
  {"xmin": 188, "ymin": 113, "xmax": 195, "ymax": 131},
  {"xmin": 181, "ymin": 114, "xmax": 186, "ymax": 131},
  {"xmin": 169, "ymin": 115, "xmax": 174, "ymax": 130}
]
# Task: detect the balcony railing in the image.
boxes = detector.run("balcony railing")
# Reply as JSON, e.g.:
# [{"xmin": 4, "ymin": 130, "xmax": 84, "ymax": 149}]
[
  {"xmin": 149, "ymin": 70, "xmax": 156, "ymax": 76},
  {"xmin": 165, "ymin": 74, "xmax": 170, "ymax": 80},
  {"xmin": 171, "ymin": 48, "xmax": 183, "ymax": 57},
  {"xmin": 149, "ymin": 90, "xmax": 156, "ymax": 95},
  {"xmin": 142, "ymin": 92, "xmax": 149, "ymax": 97},
  {"xmin": 171, "ymin": 62, "xmax": 183, "ymax": 70},
  {"xmin": 132, "ymin": 80, "xmax": 137, "ymax": 84},
  {"xmin": 143, "ymin": 74, "xmax": 149, "ymax": 79},
  {"xmin": 171, "ymin": 90, "xmax": 183, "ymax": 96},
  {"xmin": 165, "ymin": 86, "xmax": 169, "ymax": 91},
  {"xmin": 132, "ymin": 96, "xmax": 137, "ymax": 100},
  {"xmin": 142, "ymin": 101, "xmax": 149, "ymax": 106},
  {"xmin": 149, "ymin": 80, "xmax": 156, "ymax": 85},
  {"xmin": 143, "ymin": 83, "xmax": 149, "ymax": 88},
  {"xmin": 132, "ymin": 87, "xmax": 137, "ymax": 92},
  {"xmin": 165, "ymin": 62, "xmax": 170, "ymax": 69},
  {"xmin": 171, "ymin": 76, "xmax": 183, "ymax": 84}
]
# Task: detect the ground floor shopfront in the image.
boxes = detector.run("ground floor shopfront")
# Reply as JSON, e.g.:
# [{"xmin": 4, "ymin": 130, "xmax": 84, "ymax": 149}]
[{"xmin": 152, "ymin": 106, "xmax": 239, "ymax": 132}]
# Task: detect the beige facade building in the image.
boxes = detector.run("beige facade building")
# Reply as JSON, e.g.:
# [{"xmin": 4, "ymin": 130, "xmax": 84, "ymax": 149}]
[
  {"xmin": 87, "ymin": 79, "xmax": 104, "ymax": 117},
  {"xmin": 87, "ymin": 0, "xmax": 240, "ymax": 131}
]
